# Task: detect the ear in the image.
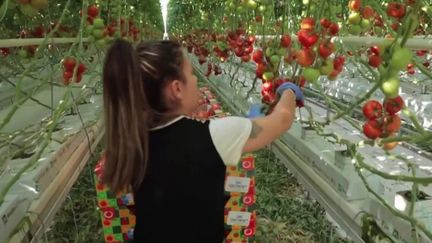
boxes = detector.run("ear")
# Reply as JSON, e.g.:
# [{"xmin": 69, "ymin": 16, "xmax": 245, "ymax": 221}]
[{"xmin": 165, "ymin": 80, "xmax": 184, "ymax": 100}]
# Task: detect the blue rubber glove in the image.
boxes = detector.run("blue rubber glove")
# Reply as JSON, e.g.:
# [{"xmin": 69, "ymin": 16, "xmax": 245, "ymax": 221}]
[
  {"xmin": 248, "ymin": 103, "xmax": 264, "ymax": 118},
  {"xmin": 275, "ymin": 82, "xmax": 304, "ymax": 107}
]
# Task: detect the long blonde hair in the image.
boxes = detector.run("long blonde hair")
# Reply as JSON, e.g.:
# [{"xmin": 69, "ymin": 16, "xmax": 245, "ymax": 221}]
[{"xmin": 102, "ymin": 39, "xmax": 184, "ymax": 193}]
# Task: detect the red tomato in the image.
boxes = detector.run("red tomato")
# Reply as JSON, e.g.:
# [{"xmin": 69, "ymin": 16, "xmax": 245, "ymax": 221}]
[
  {"xmin": 0, "ymin": 48, "xmax": 10, "ymax": 56},
  {"xmin": 241, "ymin": 54, "xmax": 251, "ymax": 62},
  {"xmin": 363, "ymin": 120, "xmax": 382, "ymax": 139},
  {"xmin": 349, "ymin": 0, "xmax": 361, "ymax": 11},
  {"xmin": 384, "ymin": 115, "xmax": 401, "ymax": 133},
  {"xmin": 370, "ymin": 45, "xmax": 380, "ymax": 56},
  {"xmin": 363, "ymin": 100, "xmax": 383, "ymax": 120},
  {"xmin": 77, "ymin": 63, "xmax": 86, "ymax": 74},
  {"xmin": 252, "ymin": 49, "xmax": 263, "ymax": 63},
  {"xmin": 368, "ymin": 54, "xmax": 382, "ymax": 68},
  {"xmin": 87, "ymin": 4, "xmax": 99, "ymax": 18},
  {"xmin": 328, "ymin": 23, "xmax": 339, "ymax": 35},
  {"xmin": 320, "ymin": 18, "xmax": 331, "ymax": 28},
  {"xmin": 296, "ymin": 48, "xmax": 316, "ymax": 67},
  {"xmin": 297, "ymin": 30, "xmax": 319, "ymax": 48},
  {"xmin": 75, "ymin": 74, "xmax": 83, "ymax": 83},
  {"xmin": 255, "ymin": 63, "xmax": 266, "ymax": 78},
  {"xmin": 362, "ymin": 6, "xmax": 375, "ymax": 19},
  {"xmin": 384, "ymin": 96, "xmax": 404, "ymax": 114},
  {"xmin": 300, "ymin": 17, "xmax": 315, "ymax": 31},
  {"xmin": 387, "ymin": 2, "xmax": 406, "ymax": 18},
  {"xmin": 63, "ymin": 71, "xmax": 73, "ymax": 81},
  {"xmin": 63, "ymin": 57, "xmax": 76, "ymax": 72},
  {"xmin": 319, "ymin": 41, "xmax": 335, "ymax": 59},
  {"xmin": 280, "ymin": 35, "xmax": 291, "ymax": 48}
]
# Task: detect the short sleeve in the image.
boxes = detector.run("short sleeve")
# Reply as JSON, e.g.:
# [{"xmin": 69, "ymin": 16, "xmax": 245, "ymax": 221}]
[{"xmin": 209, "ymin": 116, "xmax": 252, "ymax": 166}]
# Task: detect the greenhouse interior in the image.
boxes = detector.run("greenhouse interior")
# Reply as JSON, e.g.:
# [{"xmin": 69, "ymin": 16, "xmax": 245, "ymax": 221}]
[{"xmin": 0, "ymin": 0, "xmax": 432, "ymax": 242}]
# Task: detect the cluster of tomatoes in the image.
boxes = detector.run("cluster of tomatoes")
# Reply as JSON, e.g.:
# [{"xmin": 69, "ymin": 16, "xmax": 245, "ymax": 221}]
[
  {"xmin": 183, "ymin": 31, "xmax": 226, "ymax": 76},
  {"xmin": 406, "ymin": 50, "xmax": 430, "ymax": 75},
  {"xmin": 298, "ymin": 17, "xmax": 346, "ymax": 85},
  {"xmin": 82, "ymin": 4, "xmax": 100, "ymax": 25},
  {"xmin": 347, "ymin": 0, "xmax": 415, "ymax": 35},
  {"xmin": 190, "ymin": 87, "xmax": 222, "ymax": 120},
  {"xmin": 346, "ymin": 0, "xmax": 377, "ymax": 35},
  {"xmin": 386, "ymin": 2, "xmax": 407, "ymax": 31},
  {"xmin": 0, "ymin": 48, "xmax": 10, "ymax": 56},
  {"xmin": 105, "ymin": 18, "xmax": 141, "ymax": 41},
  {"xmin": 16, "ymin": 0, "xmax": 48, "ymax": 17},
  {"xmin": 226, "ymin": 28, "xmax": 256, "ymax": 63},
  {"xmin": 362, "ymin": 96, "xmax": 404, "ymax": 150},
  {"xmin": 182, "ymin": 32, "xmax": 211, "ymax": 65},
  {"xmin": 62, "ymin": 57, "xmax": 86, "ymax": 85},
  {"xmin": 251, "ymin": 39, "xmax": 288, "ymax": 103}
]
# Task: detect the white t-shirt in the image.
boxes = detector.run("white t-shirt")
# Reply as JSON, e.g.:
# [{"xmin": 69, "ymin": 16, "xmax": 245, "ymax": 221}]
[
  {"xmin": 209, "ymin": 116, "xmax": 252, "ymax": 166},
  {"xmin": 150, "ymin": 116, "xmax": 253, "ymax": 166}
]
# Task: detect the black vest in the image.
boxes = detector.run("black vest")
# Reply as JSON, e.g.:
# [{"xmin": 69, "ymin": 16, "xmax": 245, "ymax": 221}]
[{"xmin": 133, "ymin": 118, "xmax": 228, "ymax": 243}]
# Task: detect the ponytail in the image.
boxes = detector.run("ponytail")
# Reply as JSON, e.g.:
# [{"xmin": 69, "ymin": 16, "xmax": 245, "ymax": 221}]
[{"xmin": 102, "ymin": 39, "xmax": 150, "ymax": 193}]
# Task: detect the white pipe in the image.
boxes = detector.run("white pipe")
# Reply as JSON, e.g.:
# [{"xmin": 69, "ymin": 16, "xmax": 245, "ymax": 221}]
[
  {"xmin": 0, "ymin": 38, "xmax": 89, "ymax": 48},
  {"xmin": 333, "ymin": 36, "xmax": 432, "ymax": 51},
  {"xmin": 256, "ymin": 35, "xmax": 432, "ymax": 51}
]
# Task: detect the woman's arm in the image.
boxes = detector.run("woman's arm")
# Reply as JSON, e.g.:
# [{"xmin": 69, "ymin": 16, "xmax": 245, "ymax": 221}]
[{"xmin": 242, "ymin": 89, "xmax": 297, "ymax": 153}]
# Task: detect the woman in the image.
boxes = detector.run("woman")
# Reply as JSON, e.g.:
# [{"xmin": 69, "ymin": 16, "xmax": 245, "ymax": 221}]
[{"xmin": 102, "ymin": 39, "xmax": 303, "ymax": 242}]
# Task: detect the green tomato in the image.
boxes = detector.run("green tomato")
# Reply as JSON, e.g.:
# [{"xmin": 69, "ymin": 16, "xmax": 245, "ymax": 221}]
[
  {"xmin": 93, "ymin": 29, "xmax": 104, "ymax": 39},
  {"xmin": 247, "ymin": 0, "xmax": 258, "ymax": 9},
  {"xmin": 309, "ymin": 4, "xmax": 316, "ymax": 12},
  {"xmin": 258, "ymin": 5, "xmax": 266, "ymax": 13},
  {"xmin": 93, "ymin": 18, "xmax": 105, "ymax": 29},
  {"xmin": 381, "ymin": 77, "xmax": 400, "ymax": 98},
  {"xmin": 390, "ymin": 48, "xmax": 412, "ymax": 71},
  {"xmin": 31, "ymin": 0, "xmax": 48, "ymax": 10},
  {"xmin": 319, "ymin": 60, "xmax": 334, "ymax": 75},
  {"xmin": 265, "ymin": 47, "xmax": 274, "ymax": 58},
  {"xmin": 361, "ymin": 19, "xmax": 371, "ymax": 29},
  {"xmin": 270, "ymin": 55, "xmax": 280, "ymax": 66},
  {"xmin": 303, "ymin": 68, "xmax": 320, "ymax": 83},
  {"xmin": 237, "ymin": 5, "xmax": 245, "ymax": 13},
  {"xmin": 20, "ymin": 4, "xmax": 39, "ymax": 17},
  {"xmin": 262, "ymin": 71, "xmax": 274, "ymax": 81},
  {"xmin": 348, "ymin": 25, "xmax": 362, "ymax": 35},
  {"xmin": 95, "ymin": 39, "xmax": 106, "ymax": 48},
  {"xmin": 348, "ymin": 12, "xmax": 361, "ymax": 25},
  {"xmin": 85, "ymin": 25, "xmax": 94, "ymax": 35},
  {"xmin": 276, "ymin": 48, "xmax": 287, "ymax": 56}
]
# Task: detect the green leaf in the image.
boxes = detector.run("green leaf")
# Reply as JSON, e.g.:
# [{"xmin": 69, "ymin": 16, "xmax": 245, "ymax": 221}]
[{"xmin": 0, "ymin": 0, "xmax": 9, "ymax": 22}]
